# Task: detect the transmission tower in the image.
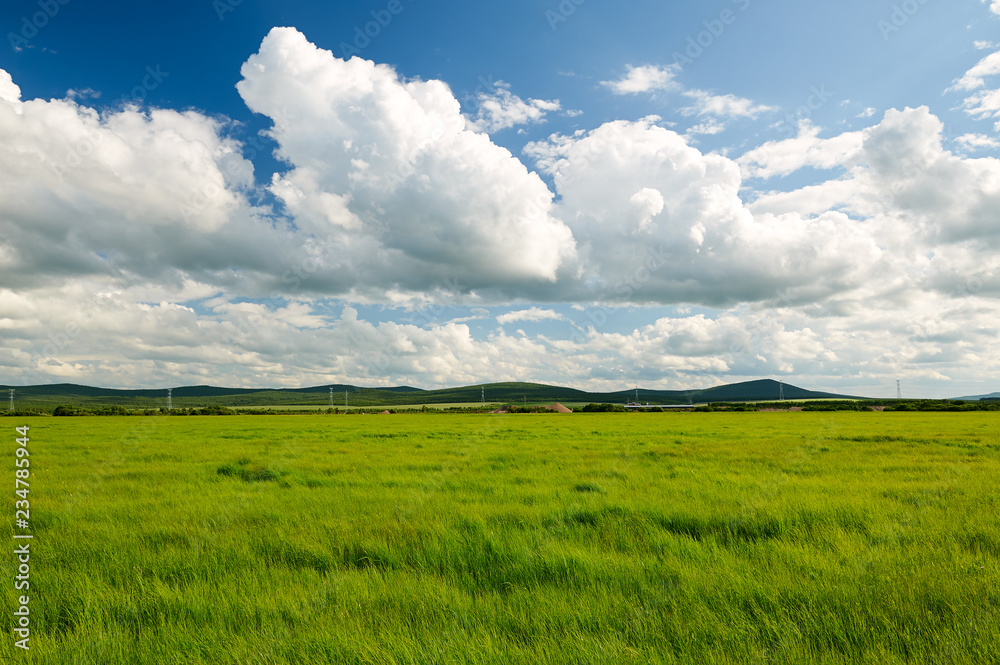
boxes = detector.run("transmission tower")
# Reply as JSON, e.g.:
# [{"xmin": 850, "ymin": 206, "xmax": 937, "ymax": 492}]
[
  {"xmin": 779, "ymin": 380, "xmax": 784, "ymax": 401},
  {"xmin": 8, "ymin": 389, "xmax": 13, "ymax": 412},
  {"xmin": 481, "ymin": 387, "xmax": 485, "ymax": 407},
  {"xmin": 167, "ymin": 388, "xmax": 172, "ymax": 411},
  {"xmin": 896, "ymin": 380, "xmax": 902, "ymax": 400},
  {"xmin": 329, "ymin": 387, "xmax": 333, "ymax": 408}
]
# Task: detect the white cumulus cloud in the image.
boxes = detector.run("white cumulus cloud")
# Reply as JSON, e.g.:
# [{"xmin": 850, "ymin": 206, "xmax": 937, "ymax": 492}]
[
  {"xmin": 950, "ymin": 50, "xmax": 1000, "ymax": 91},
  {"xmin": 0, "ymin": 70, "xmax": 21, "ymax": 106},
  {"xmin": 950, "ymin": 50, "xmax": 1000, "ymax": 129},
  {"xmin": 739, "ymin": 122, "xmax": 865, "ymax": 179},
  {"xmin": 681, "ymin": 89, "xmax": 775, "ymax": 119},
  {"xmin": 601, "ymin": 65, "xmax": 680, "ymax": 95},
  {"xmin": 237, "ymin": 27, "xmax": 578, "ymax": 294},
  {"xmin": 465, "ymin": 81, "xmax": 561, "ymax": 134},
  {"xmin": 956, "ymin": 133, "xmax": 1000, "ymax": 151},
  {"xmin": 526, "ymin": 117, "xmax": 881, "ymax": 307},
  {"xmin": 496, "ymin": 307, "xmax": 565, "ymax": 325}
]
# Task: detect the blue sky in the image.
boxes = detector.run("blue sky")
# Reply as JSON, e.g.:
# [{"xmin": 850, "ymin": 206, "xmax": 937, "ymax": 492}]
[{"xmin": 2, "ymin": 0, "xmax": 1000, "ymax": 397}]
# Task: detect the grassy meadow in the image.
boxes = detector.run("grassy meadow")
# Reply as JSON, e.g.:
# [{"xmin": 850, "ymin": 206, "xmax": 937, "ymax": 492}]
[{"xmin": 3, "ymin": 412, "xmax": 999, "ymax": 663}]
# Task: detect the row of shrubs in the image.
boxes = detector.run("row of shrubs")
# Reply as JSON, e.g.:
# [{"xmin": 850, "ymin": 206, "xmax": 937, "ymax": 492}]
[
  {"xmin": 46, "ymin": 405, "xmax": 411, "ymax": 416},
  {"xmin": 49, "ymin": 404, "xmax": 238, "ymax": 416},
  {"xmin": 578, "ymin": 400, "xmax": 1000, "ymax": 413}
]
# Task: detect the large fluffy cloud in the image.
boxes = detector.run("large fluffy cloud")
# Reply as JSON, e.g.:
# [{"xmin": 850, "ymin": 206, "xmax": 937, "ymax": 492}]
[
  {"xmin": 236, "ymin": 28, "xmax": 576, "ymax": 296},
  {"xmin": 7, "ymin": 28, "xmax": 955, "ymax": 314},
  {"xmin": 525, "ymin": 117, "xmax": 881, "ymax": 307},
  {"xmin": 750, "ymin": 107, "xmax": 1000, "ymax": 250},
  {"xmin": 0, "ymin": 87, "xmax": 285, "ymax": 293},
  {"xmin": 0, "ymin": 28, "xmax": 581, "ymax": 305}
]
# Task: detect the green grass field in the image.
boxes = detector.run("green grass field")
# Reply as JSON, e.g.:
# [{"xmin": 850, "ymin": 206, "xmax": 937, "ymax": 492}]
[{"xmin": 3, "ymin": 413, "xmax": 999, "ymax": 663}]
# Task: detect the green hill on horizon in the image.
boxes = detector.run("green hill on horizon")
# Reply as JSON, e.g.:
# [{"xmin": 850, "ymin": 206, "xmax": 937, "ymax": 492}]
[
  {"xmin": 0, "ymin": 379, "xmax": 863, "ymax": 411},
  {"xmin": 952, "ymin": 391, "xmax": 1000, "ymax": 401}
]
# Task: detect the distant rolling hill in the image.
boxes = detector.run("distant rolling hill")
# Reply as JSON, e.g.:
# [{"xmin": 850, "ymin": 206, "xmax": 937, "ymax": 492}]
[
  {"xmin": 683, "ymin": 379, "xmax": 858, "ymax": 403},
  {"xmin": 0, "ymin": 379, "xmax": 863, "ymax": 410},
  {"xmin": 951, "ymin": 392, "xmax": 1000, "ymax": 401}
]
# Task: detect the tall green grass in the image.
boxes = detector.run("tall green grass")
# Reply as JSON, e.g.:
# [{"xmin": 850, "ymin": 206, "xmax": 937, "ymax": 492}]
[{"xmin": 3, "ymin": 413, "xmax": 999, "ymax": 663}]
